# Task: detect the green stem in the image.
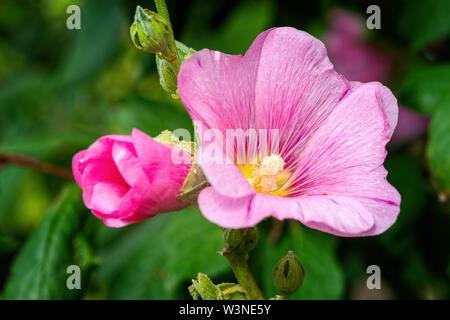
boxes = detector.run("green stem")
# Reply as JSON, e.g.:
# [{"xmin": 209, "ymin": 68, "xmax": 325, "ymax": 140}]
[
  {"xmin": 223, "ymin": 250, "xmax": 265, "ymax": 300},
  {"xmin": 154, "ymin": 0, "xmax": 181, "ymax": 73},
  {"xmin": 154, "ymin": 0, "xmax": 172, "ymax": 31}
]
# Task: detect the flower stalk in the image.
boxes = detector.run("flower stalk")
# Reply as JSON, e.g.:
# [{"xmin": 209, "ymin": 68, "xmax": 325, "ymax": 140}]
[
  {"xmin": 220, "ymin": 228, "xmax": 265, "ymax": 300},
  {"xmin": 153, "ymin": 0, "xmax": 181, "ymax": 74},
  {"xmin": 0, "ymin": 152, "xmax": 73, "ymax": 180}
]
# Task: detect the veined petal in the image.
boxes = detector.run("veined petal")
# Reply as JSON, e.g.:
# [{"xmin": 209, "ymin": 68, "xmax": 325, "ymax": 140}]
[
  {"xmin": 285, "ymin": 82, "xmax": 400, "ymax": 235},
  {"xmin": 350, "ymin": 81, "xmax": 398, "ymax": 138},
  {"xmin": 72, "ymin": 150, "xmax": 86, "ymax": 186},
  {"xmin": 253, "ymin": 27, "xmax": 350, "ymax": 157},
  {"xmin": 81, "ymin": 159, "xmax": 128, "ymax": 209},
  {"xmin": 178, "ymin": 27, "xmax": 350, "ymax": 157},
  {"xmin": 112, "ymin": 140, "xmax": 145, "ymax": 186},
  {"xmin": 197, "ymin": 137, "xmax": 256, "ymax": 198},
  {"xmin": 198, "ymin": 187, "xmax": 258, "ymax": 228},
  {"xmin": 132, "ymin": 128, "xmax": 191, "ymax": 184},
  {"xmin": 297, "ymin": 195, "xmax": 375, "ymax": 236}
]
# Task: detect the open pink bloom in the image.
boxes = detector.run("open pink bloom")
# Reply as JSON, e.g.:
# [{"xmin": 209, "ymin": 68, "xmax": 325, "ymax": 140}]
[
  {"xmin": 323, "ymin": 9, "xmax": 392, "ymax": 83},
  {"xmin": 389, "ymin": 107, "xmax": 429, "ymax": 147},
  {"xmin": 72, "ymin": 129, "xmax": 191, "ymax": 227},
  {"xmin": 178, "ymin": 27, "xmax": 401, "ymax": 236},
  {"xmin": 323, "ymin": 9, "xmax": 428, "ymax": 145}
]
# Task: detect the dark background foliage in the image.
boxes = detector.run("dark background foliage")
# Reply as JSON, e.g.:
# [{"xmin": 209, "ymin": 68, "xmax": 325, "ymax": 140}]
[{"xmin": 0, "ymin": 0, "xmax": 449, "ymax": 299}]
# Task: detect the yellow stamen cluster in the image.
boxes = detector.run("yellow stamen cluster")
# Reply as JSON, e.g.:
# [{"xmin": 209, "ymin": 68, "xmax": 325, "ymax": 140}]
[{"xmin": 250, "ymin": 155, "xmax": 286, "ymax": 193}]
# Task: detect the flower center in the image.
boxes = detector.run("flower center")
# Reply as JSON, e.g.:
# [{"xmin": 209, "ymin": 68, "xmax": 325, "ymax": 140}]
[{"xmin": 239, "ymin": 154, "xmax": 289, "ymax": 195}]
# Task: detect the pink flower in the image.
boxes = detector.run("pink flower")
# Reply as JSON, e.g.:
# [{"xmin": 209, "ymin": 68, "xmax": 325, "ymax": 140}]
[
  {"xmin": 323, "ymin": 9, "xmax": 392, "ymax": 83},
  {"xmin": 178, "ymin": 27, "xmax": 401, "ymax": 236},
  {"xmin": 72, "ymin": 129, "xmax": 191, "ymax": 227},
  {"xmin": 323, "ymin": 9, "xmax": 429, "ymax": 145},
  {"xmin": 389, "ymin": 107, "xmax": 429, "ymax": 147}
]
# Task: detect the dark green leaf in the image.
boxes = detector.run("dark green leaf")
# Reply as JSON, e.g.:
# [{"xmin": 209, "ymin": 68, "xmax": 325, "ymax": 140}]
[
  {"xmin": 378, "ymin": 155, "xmax": 428, "ymax": 254},
  {"xmin": 181, "ymin": 1, "xmax": 275, "ymax": 54},
  {"xmin": 59, "ymin": 0, "xmax": 125, "ymax": 85},
  {"xmin": 109, "ymin": 95, "xmax": 193, "ymax": 136},
  {"xmin": 398, "ymin": 64, "xmax": 450, "ymax": 115},
  {"xmin": 98, "ymin": 207, "xmax": 228, "ymax": 299},
  {"xmin": 398, "ymin": 0, "xmax": 450, "ymax": 50},
  {"xmin": 253, "ymin": 222, "xmax": 344, "ymax": 299},
  {"xmin": 428, "ymin": 94, "xmax": 450, "ymax": 194},
  {"xmin": 4, "ymin": 184, "xmax": 90, "ymax": 299}
]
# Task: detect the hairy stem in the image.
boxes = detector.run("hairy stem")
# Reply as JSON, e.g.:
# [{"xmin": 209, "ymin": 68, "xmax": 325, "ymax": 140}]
[
  {"xmin": 0, "ymin": 153, "xmax": 73, "ymax": 180},
  {"xmin": 222, "ymin": 250, "xmax": 265, "ymax": 300},
  {"xmin": 154, "ymin": 0, "xmax": 181, "ymax": 73}
]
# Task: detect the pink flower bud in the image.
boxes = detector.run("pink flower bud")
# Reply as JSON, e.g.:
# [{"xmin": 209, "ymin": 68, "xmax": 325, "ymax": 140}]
[{"xmin": 72, "ymin": 129, "xmax": 191, "ymax": 227}]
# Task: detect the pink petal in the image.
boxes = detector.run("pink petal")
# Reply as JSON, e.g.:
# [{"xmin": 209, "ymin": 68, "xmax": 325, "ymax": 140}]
[
  {"xmin": 72, "ymin": 150, "xmax": 86, "ymax": 186},
  {"xmin": 252, "ymin": 28, "xmax": 350, "ymax": 156},
  {"xmin": 89, "ymin": 182, "xmax": 128, "ymax": 214},
  {"xmin": 80, "ymin": 159, "xmax": 128, "ymax": 209},
  {"xmin": 350, "ymin": 81, "xmax": 398, "ymax": 138},
  {"xmin": 328, "ymin": 9, "xmax": 366, "ymax": 38},
  {"xmin": 132, "ymin": 128, "xmax": 190, "ymax": 184},
  {"xmin": 198, "ymin": 187, "xmax": 258, "ymax": 228},
  {"xmin": 287, "ymin": 82, "xmax": 400, "ymax": 235},
  {"xmin": 389, "ymin": 106, "xmax": 429, "ymax": 146},
  {"xmin": 119, "ymin": 179, "xmax": 189, "ymax": 216},
  {"xmin": 111, "ymin": 140, "xmax": 145, "ymax": 186},
  {"xmin": 296, "ymin": 195, "xmax": 375, "ymax": 236},
  {"xmin": 324, "ymin": 33, "xmax": 392, "ymax": 84},
  {"xmin": 179, "ymin": 27, "xmax": 350, "ymax": 158},
  {"xmin": 82, "ymin": 135, "xmax": 133, "ymax": 164},
  {"xmin": 251, "ymin": 193, "xmax": 302, "ymax": 221},
  {"xmin": 197, "ymin": 138, "xmax": 256, "ymax": 198},
  {"xmin": 103, "ymin": 218, "xmax": 131, "ymax": 228}
]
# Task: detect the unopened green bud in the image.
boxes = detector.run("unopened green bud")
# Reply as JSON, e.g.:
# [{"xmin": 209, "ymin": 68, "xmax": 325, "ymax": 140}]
[
  {"xmin": 223, "ymin": 227, "xmax": 259, "ymax": 252},
  {"xmin": 156, "ymin": 56, "xmax": 178, "ymax": 95},
  {"xmin": 272, "ymin": 251, "xmax": 305, "ymax": 296},
  {"xmin": 130, "ymin": 6, "xmax": 170, "ymax": 54}
]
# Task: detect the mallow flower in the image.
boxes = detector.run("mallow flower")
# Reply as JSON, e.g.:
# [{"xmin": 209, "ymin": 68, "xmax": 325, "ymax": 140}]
[
  {"xmin": 72, "ymin": 129, "xmax": 191, "ymax": 227},
  {"xmin": 323, "ymin": 9, "xmax": 428, "ymax": 146},
  {"xmin": 178, "ymin": 27, "xmax": 401, "ymax": 236}
]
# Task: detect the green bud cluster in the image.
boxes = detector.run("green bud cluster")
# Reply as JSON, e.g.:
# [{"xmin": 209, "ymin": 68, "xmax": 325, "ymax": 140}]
[{"xmin": 130, "ymin": 6, "xmax": 171, "ymax": 55}]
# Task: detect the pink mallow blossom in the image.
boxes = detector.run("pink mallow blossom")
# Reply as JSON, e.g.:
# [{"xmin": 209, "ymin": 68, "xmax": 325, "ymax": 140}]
[
  {"xmin": 323, "ymin": 9, "xmax": 428, "ymax": 145},
  {"xmin": 178, "ymin": 27, "xmax": 401, "ymax": 236},
  {"xmin": 72, "ymin": 129, "xmax": 191, "ymax": 227}
]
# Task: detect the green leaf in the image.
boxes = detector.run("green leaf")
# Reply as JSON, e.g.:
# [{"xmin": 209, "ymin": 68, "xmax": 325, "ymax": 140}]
[
  {"xmin": 428, "ymin": 94, "xmax": 450, "ymax": 194},
  {"xmin": 385, "ymin": 155, "xmax": 427, "ymax": 226},
  {"xmin": 378, "ymin": 155, "xmax": 428, "ymax": 255},
  {"xmin": 3, "ymin": 184, "xmax": 90, "ymax": 299},
  {"xmin": 59, "ymin": 0, "xmax": 125, "ymax": 85},
  {"xmin": 181, "ymin": 0, "xmax": 275, "ymax": 54},
  {"xmin": 398, "ymin": 64, "xmax": 450, "ymax": 115},
  {"xmin": 98, "ymin": 207, "xmax": 228, "ymax": 299},
  {"xmin": 252, "ymin": 222, "xmax": 344, "ymax": 299},
  {"xmin": 398, "ymin": 0, "xmax": 450, "ymax": 50},
  {"xmin": 108, "ymin": 95, "xmax": 193, "ymax": 136}
]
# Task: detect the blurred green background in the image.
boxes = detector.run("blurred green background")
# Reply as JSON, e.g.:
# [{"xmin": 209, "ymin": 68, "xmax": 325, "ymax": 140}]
[{"xmin": 0, "ymin": 0, "xmax": 449, "ymax": 299}]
